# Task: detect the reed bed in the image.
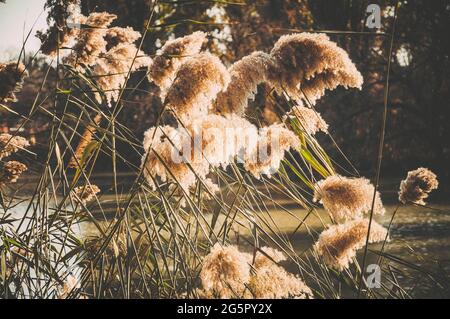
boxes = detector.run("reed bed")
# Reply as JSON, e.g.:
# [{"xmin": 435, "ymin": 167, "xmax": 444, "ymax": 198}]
[{"xmin": 0, "ymin": 0, "xmax": 448, "ymax": 299}]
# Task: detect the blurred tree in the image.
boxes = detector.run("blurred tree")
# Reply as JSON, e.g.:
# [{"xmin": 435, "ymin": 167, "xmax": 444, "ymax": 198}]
[
  {"xmin": 307, "ymin": 1, "xmax": 450, "ymax": 181},
  {"xmin": 4, "ymin": 0, "xmax": 449, "ymax": 181},
  {"xmin": 385, "ymin": 0, "xmax": 450, "ymax": 180}
]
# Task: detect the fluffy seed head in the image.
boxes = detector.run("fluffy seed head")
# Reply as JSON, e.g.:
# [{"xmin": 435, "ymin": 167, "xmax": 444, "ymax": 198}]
[
  {"xmin": 249, "ymin": 247, "xmax": 312, "ymax": 299},
  {"xmin": 0, "ymin": 161, "xmax": 28, "ymax": 185},
  {"xmin": 399, "ymin": 167, "xmax": 439, "ymax": 205},
  {"xmin": 197, "ymin": 245, "xmax": 311, "ymax": 299},
  {"xmin": 248, "ymin": 264, "xmax": 313, "ymax": 299},
  {"xmin": 37, "ymin": 0, "xmax": 84, "ymax": 56},
  {"xmin": 268, "ymin": 33, "xmax": 363, "ymax": 105},
  {"xmin": 200, "ymin": 244, "xmax": 251, "ymax": 298},
  {"xmin": 141, "ymin": 114, "xmax": 259, "ymax": 192},
  {"xmin": 244, "ymin": 124, "xmax": 300, "ymax": 179},
  {"xmin": 289, "ymin": 105, "xmax": 328, "ymax": 135},
  {"xmin": 105, "ymin": 26, "xmax": 142, "ymax": 50},
  {"xmin": 72, "ymin": 184, "xmax": 100, "ymax": 206},
  {"xmin": 164, "ymin": 52, "xmax": 231, "ymax": 124},
  {"xmin": 0, "ymin": 133, "xmax": 30, "ymax": 159},
  {"xmin": 64, "ymin": 12, "xmax": 117, "ymax": 70},
  {"xmin": 141, "ymin": 125, "xmax": 210, "ymax": 192},
  {"xmin": 314, "ymin": 218, "xmax": 388, "ymax": 270},
  {"xmin": 0, "ymin": 62, "xmax": 28, "ymax": 104},
  {"xmin": 253, "ymin": 246, "xmax": 287, "ymax": 269},
  {"xmin": 189, "ymin": 113, "xmax": 259, "ymax": 168},
  {"xmin": 93, "ymin": 43, "xmax": 151, "ymax": 105},
  {"xmin": 148, "ymin": 31, "xmax": 207, "ymax": 99},
  {"xmin": 313, "ymin": 175, "xmax": 385, "ymax": 221},
  {"xmin": 215, "ymin": 51, "xmax": 276, "ymax": 115}
]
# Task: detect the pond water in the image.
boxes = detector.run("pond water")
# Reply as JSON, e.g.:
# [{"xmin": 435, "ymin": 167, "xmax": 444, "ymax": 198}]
[{"xmin": 79, "ymin": 196, "xmax": 450, "ymax": 297}]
